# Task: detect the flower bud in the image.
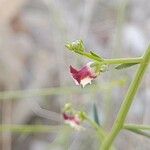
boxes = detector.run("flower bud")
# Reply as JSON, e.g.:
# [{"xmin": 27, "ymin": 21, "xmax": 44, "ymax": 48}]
[
  {"xmin": 63, "ymin": 112, "xmax": 84, "ymax": 131},
  {"xmin": 66, "ymin": 40, "xmax": 85, "ymax": 52}
]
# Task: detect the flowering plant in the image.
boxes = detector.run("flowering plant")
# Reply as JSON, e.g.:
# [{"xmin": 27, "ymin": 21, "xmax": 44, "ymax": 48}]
[{"xmin": 64, "ymin": 40, "xmax": 150, "ymax": 150}]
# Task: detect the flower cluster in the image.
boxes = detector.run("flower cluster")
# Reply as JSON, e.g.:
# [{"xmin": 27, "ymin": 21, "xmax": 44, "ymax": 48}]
[{"xmin": 63, "ymin": 40, "xmax": 108, "ymax": 131}]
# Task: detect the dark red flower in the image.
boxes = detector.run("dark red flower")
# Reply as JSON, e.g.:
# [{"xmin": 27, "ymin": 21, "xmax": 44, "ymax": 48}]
[{"xmin": 70, "ymin": 62, "xmax": 97, "ymax": 87}]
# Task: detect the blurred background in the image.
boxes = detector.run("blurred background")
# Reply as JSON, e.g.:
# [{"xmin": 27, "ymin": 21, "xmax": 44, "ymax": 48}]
[{"xmin": 0, "ymin": 0, "xmax": 150, "ymax": 150}]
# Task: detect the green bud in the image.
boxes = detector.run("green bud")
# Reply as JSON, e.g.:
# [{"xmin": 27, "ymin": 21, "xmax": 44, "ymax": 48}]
[
  {"xmin": 90, "ymin": 62, "xmax": 109, "ymax": 75},
  {"xmin": 63, "ymin": 103, "xmax": 72, "ymax": 112},
  {"xmin": 65, "ymin": 40, "xmax": 85, "ymax": 52},
  {"xmin": 77, "ymin": 111, "xmax": 87, "ymax": 121},
  {"xmin": 99, "ymin": 64, "xmax": 108, "ymax": 72}
]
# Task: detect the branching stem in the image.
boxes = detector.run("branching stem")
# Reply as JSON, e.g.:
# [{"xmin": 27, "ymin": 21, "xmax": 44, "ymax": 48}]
[{"xmin": 101, "ymin": 45, "xmax": 150, "ymax": 150}]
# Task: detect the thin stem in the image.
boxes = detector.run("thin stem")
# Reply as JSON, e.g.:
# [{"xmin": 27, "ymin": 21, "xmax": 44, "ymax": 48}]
[
  {"xmin": 81, "ymin": 52, "xmax": 103, "ymax": 62},
  {"xmin": 86, "ymin": 116, "xmax": 115, "ymax": 150},
  {"xmin": 123, "ymin": 124, "xmax": 150, "ymax": 138},
  {"xmin": 101, "ymin": 45, "xmax": 150, "ymax": 150},
  {"xmin": 124, "ymin": 124, "xmax": 150, "ymax": 130},
  {"xmin": 103, "ymin": 57, "xmax": 142, "ymax": 64},
  {"xmin": 0, "ymin": 124, "xmax": 66, "ymax": 133},
  {"xmin": 124, "ymin": 128, "xmax": 150, "ymax": 138},
  {"xmin": 86, "ymin": 116, "xmax": 106, "ymax": 139},
  {"xmin": 79, "ymin": 51, "xmax": 143, "ymax": 65},
  {"xmin": 76, "ymin": 50, "xmax": 143, "ymax": 65},
  {"xmin": 0, "ymin": 80, "xmax": 124, "ymax": 100}
]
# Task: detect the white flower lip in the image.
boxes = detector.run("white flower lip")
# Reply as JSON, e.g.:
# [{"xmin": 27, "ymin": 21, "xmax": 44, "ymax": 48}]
[{"xmin": 80, "ymin": 77, "xmax": 92, "ymax": 88}]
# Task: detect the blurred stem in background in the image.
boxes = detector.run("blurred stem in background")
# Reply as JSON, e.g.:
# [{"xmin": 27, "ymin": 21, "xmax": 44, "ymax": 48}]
[
  {"xmin": 114, "ymin": 0, "xmax": 129, "ymax": 55},
  {"xmin": 2, "ymin": 100, "xmax": 12, "ymax": 150},
  {"xmin": 101, "ymin": 45, "xmax": 150, "ymax": 150},
  {"xmin": 0, "ymin": 80, "xmax": 126, "ymax": 100},
  {"xmin": 0, "ymin": 125, "xmax": 67, "ymax": 133},
  {"xmin": 103, "ymin": 88, "xmax": 113, "ymax": 129}
]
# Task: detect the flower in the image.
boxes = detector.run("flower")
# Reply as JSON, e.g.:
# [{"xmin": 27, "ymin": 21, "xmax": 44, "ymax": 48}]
[
  {"xmin": 70, "ymin": 62, "xmax": 98, "ymax": 87},
  {"xmin": 63, "ymin": 112, "xmax": 83, "ymax": 131}
]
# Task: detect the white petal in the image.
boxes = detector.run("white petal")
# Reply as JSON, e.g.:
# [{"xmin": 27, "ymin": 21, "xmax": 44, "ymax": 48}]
[
  {"xmin": 80, "ymin": 77, "xmax": 92, "ymax": 87},
  {"xmin": 65, "ymin": 120, "xmax": 84, "ymax": 131},
  {"xmin": 71, "ymin": 76, "xmax": 79, "ymax": 85}
]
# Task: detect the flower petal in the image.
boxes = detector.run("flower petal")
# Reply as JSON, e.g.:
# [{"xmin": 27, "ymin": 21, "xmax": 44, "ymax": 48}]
[
  {"xmin": 80, "ymin": 77, "xmax": 92, "ymax": 87},
  {"xmin": 70, "ymin": 65, "xmax": 78, "ymax": 74},
  {"xmin": 63, "ymin": 113, "xmax": 83, "ymax": 131}
]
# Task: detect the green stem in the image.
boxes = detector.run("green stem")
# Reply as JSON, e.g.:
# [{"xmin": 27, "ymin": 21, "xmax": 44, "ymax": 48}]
[
  {"xmin": 124, "ymin": 124, "xmax": 150, "ymax": 130},
  {"xmin": 86, "ymin": 116, "xmax": 115, "ymax": 150},
  {"xmin": 103, "ymin": 57, "xmax": 142, "ymax": 64},
  {"xmin": 86, "ymin": 116, "xmax": 106, "ymax": 140},
  {"xmin": 0, "ymin": 124, "xmax": 66, "ymax": 133},
  {"xmin": 123, "ymin": 124, "xmax": 150, "ymax": 138},
  {"xmin": 0, "ymin": 80, "xmax": 124, "ymax": 100},
  {"xmin": 124, "ymin": 128, "xmax": 150, "ymax": 138},
  {"xmin": 77, "ymin": 51, "xmax": 142, "ymax": 65},
  {"xmin": 81, "ymin": 52, "xmax": 103, "ymax": 62},
  {"xmin": 80, "ymin": 52, "xmax": 143, "ymax": 65},
  {"xmin": 101, "ymin": 45, "xmax": 150, "ymax": 150}
]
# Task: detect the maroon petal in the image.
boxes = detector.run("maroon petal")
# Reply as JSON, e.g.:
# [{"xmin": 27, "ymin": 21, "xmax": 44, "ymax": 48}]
[
  {"xmin": 70, "ymin": 65, "xmax": 78, "ymax": 74},
  {"xmin": 63, "ymin": 113, "xmax": 69, "ymax": 120},
  {"xmin": 63, "ymin": 113, "xmax": 80, "ymax": 125},
  {"xmin": 78, "ymin": 66, "xmax": 91, "ymax": 80}
]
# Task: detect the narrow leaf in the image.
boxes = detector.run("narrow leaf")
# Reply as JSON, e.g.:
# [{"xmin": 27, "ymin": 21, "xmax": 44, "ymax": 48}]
[
  {"xmin": 75, "ymin": 51, "xmax": 84, "ymax": 55},
  {"xmin": 76, "ymin": 51, "xmax": 103, "ymax": 62},
  {"xmin": 93, "ymin": 103, "xmax": 100, "ymax": 125},
  {"xmin": 126, "ymin": 128, "xmax": 150, "ymax": 139},
  {"xmin": 90, "ymin": 51, "xmax": 103, "ymax": 60},
  {"xmin": 115, "ymin": 63, "xmax": 138, "ymax": 70},
  {"xmin": 124, "ymin": 124, "xmax": 150, "ymax": 130}
]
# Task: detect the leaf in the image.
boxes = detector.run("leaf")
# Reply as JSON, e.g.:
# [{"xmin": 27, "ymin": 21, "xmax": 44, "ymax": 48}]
[
  {"xmin": 75, "ymin": 51, "xmax": 84, "ymax": 55},
  {"xmin": 124, "ymin": 124, "xmax": 150, "ymax": 130},
  {"xmin": 126, "ymin": 128, "xmax": 150, "ymax": 139},
  {"xmin": 93, "ymin": 103, "xmax": 100, "ymax": 125},
  {"xmin": 115, "ymin": 63, "xmax": 138, "ymax": 70},
  {"xmin": 90, "ymin": 51, "xmax": 103, "ymax": 60},
  {"xmin": 66, "ymin": 40, "xmax": 104, "ymax": 62}
]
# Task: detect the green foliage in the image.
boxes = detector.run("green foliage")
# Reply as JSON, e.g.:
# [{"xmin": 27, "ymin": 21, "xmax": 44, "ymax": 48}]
[
  {"xmin": 101, "ymin": 45, "xmax": 150, "ymax": 150},
  {"xmin": 66, "ymin": 39, "xmax": 150, "ymax": 150},
  {"xmin": 124, "ymin": 124, "xmax": 150, "ymax": 138},
  {"xmin": 66, "ymin": 40, "xmax": 104, "ymax": 62},
  {"xmin": 90, "ymin": 51, "xmax": 103, "ymax": 60},
  {"xmin": 65, "ymin": 40, "xmax": 142, "ymax": 72},
  {"xmin": 126, "ymin": 128, "xmax": 150, "ymax": 138},
  {"xmin": 93, "ymin": 103, "xmax": 100, "ymax": 125},
  {"xmin": 115, "ymin": 63, "xmax": 138, "ymax": 70}
]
